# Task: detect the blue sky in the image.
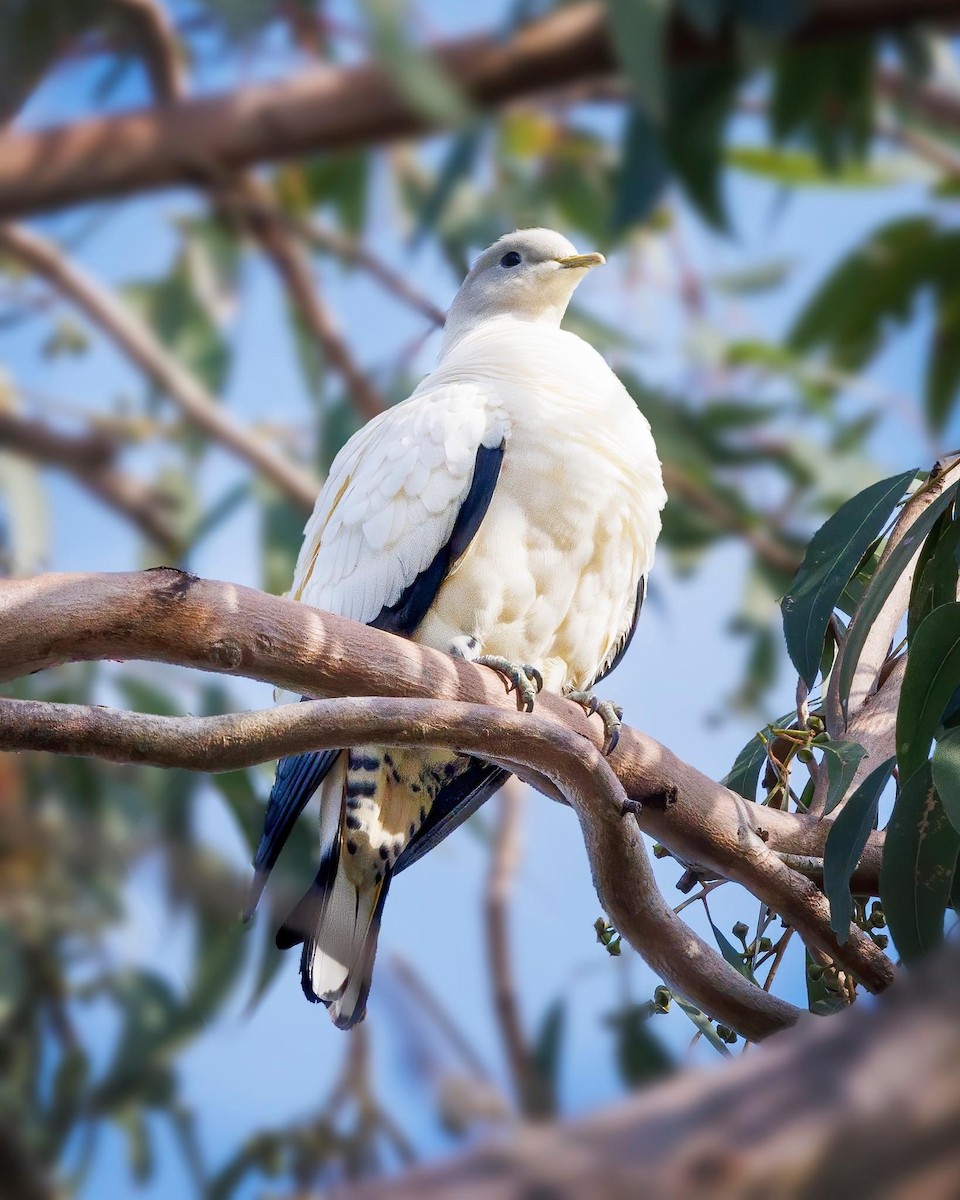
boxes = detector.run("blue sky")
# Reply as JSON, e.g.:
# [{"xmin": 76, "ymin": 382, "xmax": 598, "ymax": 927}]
[{"xmin": 0, "ymin": 6, "xmax": 949, "ymax": 1196}]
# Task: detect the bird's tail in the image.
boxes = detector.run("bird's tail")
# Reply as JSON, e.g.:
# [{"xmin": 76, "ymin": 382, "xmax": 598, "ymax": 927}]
[{"xmin": 276, "ymin": 770, "xmax": 390, "ymax": 1030}]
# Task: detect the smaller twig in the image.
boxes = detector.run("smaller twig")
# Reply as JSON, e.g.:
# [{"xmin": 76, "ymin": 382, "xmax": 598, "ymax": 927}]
[{"xmin": 0, "ymin": 408, "xmax": 181, "ymax": 553}]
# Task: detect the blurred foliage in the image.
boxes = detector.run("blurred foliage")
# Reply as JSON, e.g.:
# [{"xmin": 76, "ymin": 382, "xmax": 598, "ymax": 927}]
[{"xmin": 1, "ymin": 0, "xmax": 960, "ymax": 1195}]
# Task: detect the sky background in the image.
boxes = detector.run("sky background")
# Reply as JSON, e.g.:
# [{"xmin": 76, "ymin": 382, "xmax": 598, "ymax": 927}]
[{"xmin": 0, "ymin": 4, "xmax": 949, "ymax": 1196}]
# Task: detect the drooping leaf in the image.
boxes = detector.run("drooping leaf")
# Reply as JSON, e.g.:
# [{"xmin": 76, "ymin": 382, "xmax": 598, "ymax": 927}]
[
  {"xmin": 839, "ymin": 478, "xmax": 960, "ymax": 719},
  {"xmin": 414, "ymin": 125, "xmax": 485, "ymax": 244},
  {"xmin": 361, "ymin": 0, "xmax": 473, "ymax": 126},
  {"xmin": 706, "ymin": 914, "xmax": 757, "ymax": 983},
  {"xmin": 932, "ymin": 725, "xmax": 960, "ymax": 837},
  {"xmin": 665, "ymin": 60, "xmax": 741, "ymax": 230},
  {"xmin": 821, "ymin": 739, "xmax": 867, "ymax": 816},
  {"xmin": 781, "ymin": 469, "xmax": 914, "ymax": 687},
  {"xmin": 613, "ymin": 107, "xmax": 670, "ymax": 230},
  {"xmin": 529, "ymin": 997, "xmax": 565, "ymax": 1116},
  {"xmin": 907, "ymin": 506, "xmax": 960, "ymax": 640},
  {"xmin": 770, "ymin": 37, "xmax": 875, "ymax": 172},
  {"xmin": 927, "ymin": 283, "xmax": 960, "ymax": 432},
  {"xmin": 721, "ymin": 732, "xmax": 766, "ymax": 801},
  {"xmin": 898, "ymin": 602, "xmax": 960, "ymax": 781},
  {"xmin": 881, "ymin": 763, "xmax": 959, "ymax": 963},
  {"xmin": 674, "ymin": 998, "xmax": 732, "ymax": 1057},
  {"xmin": 604, "ymin": 0, "xmax": 670, "ymax": 123},
  {"xmin": 728, "ymin": 146, "xmax": 892, "ymax": 188},
  {"xmin": 606, "ymin": 1003, "xmax": 675, "ymax": 1089},
  {"xmin": 824, "ymin": 757, "xmax": 895, "ymax": 941}
]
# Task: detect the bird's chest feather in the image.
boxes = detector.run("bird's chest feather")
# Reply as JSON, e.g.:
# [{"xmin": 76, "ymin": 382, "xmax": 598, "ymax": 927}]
[{"xmin": 417, "ymin": 383, "xmax": 658, "ymax": 690}]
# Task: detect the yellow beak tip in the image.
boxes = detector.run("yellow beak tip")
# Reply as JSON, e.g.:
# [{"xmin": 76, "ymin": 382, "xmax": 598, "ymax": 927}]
[{"xmin": 556, "ymin": 252, "xmax": 606, "ymax": 270}]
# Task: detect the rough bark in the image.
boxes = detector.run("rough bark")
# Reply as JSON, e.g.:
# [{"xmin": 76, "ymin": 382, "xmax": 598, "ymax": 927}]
[
  {"xmin": 0, "ymin": 2, "xmax": 957, "ymax": 218},
  {"xmin": 326, "ymin": 944, "xmax": 960, "ymax": 1200},
  {"xmin": 0, "ymin": 568, "xmax": 894, "ymax": 1000}
]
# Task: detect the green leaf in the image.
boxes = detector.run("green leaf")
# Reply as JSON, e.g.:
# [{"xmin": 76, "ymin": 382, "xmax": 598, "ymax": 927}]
[
  {"xmin": 665, "ymin": 61, "xmax": 741, "ymax": 230},
  {"xmin": 612, "ymin": 106, "xmax": 668, "ymax": 231},
  {"xmin": 706, "ymin": 915, "xmax": 757, "ymax": 983},
  {"xmin": 709, "ymin": 258, "xmax": 793, "ymax": 295},
  {"xmin": 907, "ymin": 508, "xmax": 960, "ymax": 640},
  {"xmin": 0, "ymin": 449, "xmax": 49, "ymax": 576},
  {"xmin": 361, "ymin": 0, "xmax": 473, "ymax": 126},
  {"xmin": 604, "ymin": 0, "xmax": 670, "ymax": 123},
  {"xmin": 781, "ymin": 469, "xmax": 915, "ymax": 687},
  {"xmin": 824, "ymin": 757, "xmax": 895, "ymax": 941},
  {"xmin": 728, "ymin": 146, "xmax": 892, "ymax": 188},
  {"xmin": 927, "ymin": 285, "xmax": 960, "ymax": 432},
  {"xmin": 821, "ymin": 739, "xmax": 867, "ymax": 815},
  {"xmin": 606, "ymin": 1003, "xmax": 675, "ymax": 1089},
  {"xmin": 898, "ymin": 602, "xmax": 960, "ymax": 780},
  {"xmin": 721, "ymin": 732, "xmax": 766, "ymax": 800},
  {"xmin": 881, "ymin": 763, "xmax": 959, "ymax": 962},
  {"xmin": 414, "ymin": 125, "xmax": 485, "ymax": 244},
  {"xmin": 839, "ymin": 479, "xmax": 960, "ymax": 719},
  {"xmin": 0, "ymin": 921, "xmax": 25, "ymax": 1023},
  {"xmin": 932, "ymin": 726, "xmax": 960, "ymax": 836},
  {"xmin": 529, "ymin": 997, "xmax": 565, "ymax": 1116},
  {"xmin": 674, "ymin": 998, "xmax": 732, "ymax": 1057},
  {"xmin": 805, "ymin": 949, "xmax": 846, "ymax": 1015},
  {"xmin": 261, "ymin": 490, "xmax": 305, "ymax": 596}
]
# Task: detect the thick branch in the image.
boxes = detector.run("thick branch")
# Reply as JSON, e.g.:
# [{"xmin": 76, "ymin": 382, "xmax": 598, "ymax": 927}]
[
  {"xmin": 328, "ymin": 944, "xmax": 960, "ymax": 1200},
  {"xmin": 0, "ymin": 692, "xmax": 799, "ymax": 1041},
  {"xmin": 0, "ymin": 224, "xmax": 319, "ymax": 511},
  {"xmin": 0, "ymin": 568, "xmax": 893, "ymax": 995},
  {"xmin": 0, "ymin": 2, "xmax": 957, "ymax": 218},
  {"xmin": 0, "ymin": 408, "xmax": 180, "ymax": 553}
]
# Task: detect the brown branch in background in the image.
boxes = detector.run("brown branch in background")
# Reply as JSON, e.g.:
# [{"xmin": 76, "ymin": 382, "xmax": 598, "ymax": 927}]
[
  {"xmin": 0, "ymin": 408, "xmax": 181, "ymax": 554},
  {"xmin": 0, "ymin": 224, "xmax": 319, "ymax": 511},
  {"xmin": 112, "ymin": 1, "xmax": 386, "ymax": 423},
  {"xmin": 484, "ymin": 779, "xmax": 540, "ymax": 1115},
  {"xmin": 661, "ymin": 464, "xmax": 801, "ymax": 577},
  {"xmin": 0, "ymin": 568, "xmax": 894, "ymax": 1001},
  {"xmin": 0, "ymin": 691, "xmax": 800, "ymax": 1042},
  {"xmin": 327, "ymin": 944, "xmax": 960, "ymax": 1200},
  {"xmin": 105, "ymin": 0, "xmax": 186, "ymax": 101},
  {"xmin": 0, "ymin": 2, "xmax": 956, "ymax": 218},
  {"xmin": 226, "ymin": 175, "xmax": 385, "ymax": 421}
]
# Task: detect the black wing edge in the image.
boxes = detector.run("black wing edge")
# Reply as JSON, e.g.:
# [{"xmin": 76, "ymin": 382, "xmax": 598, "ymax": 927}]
[
  {"xmin": 591, "ymin": 575, "xmax": 646, "ymax": 687},
  {"xmin": 243, "ymin": 743, "xmax": 340, "ymax": 920},
  {"xmin": 249, "ymin": 440, "xmax": 505, "ymax": 912},
  {"xmin": 369, "ymin": 440, "xmax": 505, "ymax": 636},
  {"xmin": 395, "ymin": 759, "xmax": 512, "ymax": 874}
]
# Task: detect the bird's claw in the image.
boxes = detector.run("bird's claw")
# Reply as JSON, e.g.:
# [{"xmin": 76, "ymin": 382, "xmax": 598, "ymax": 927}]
[
  {"xmin": 476, "ymin": 655, "xmax": 543, "ymax": 712},
  {"xmin": 568, "ymin": 691, "xmax": 624, "ymax": 755}
]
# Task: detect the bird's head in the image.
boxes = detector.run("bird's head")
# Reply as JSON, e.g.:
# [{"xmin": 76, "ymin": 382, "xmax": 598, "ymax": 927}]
[{"xmin": 441, "ymin": 228, "xmax": 604, "ymax": 353}]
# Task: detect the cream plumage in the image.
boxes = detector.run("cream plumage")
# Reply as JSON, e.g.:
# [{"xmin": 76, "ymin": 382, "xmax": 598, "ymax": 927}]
[{"xmin": 247, "ymin": 229, "xmax": 666, "ymax": 1028}]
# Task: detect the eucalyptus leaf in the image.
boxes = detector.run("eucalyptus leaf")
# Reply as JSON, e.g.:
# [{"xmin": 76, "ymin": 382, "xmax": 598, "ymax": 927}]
[
  {"xmin": 932, "ymin": 725, "xmax": 960, "ymax": 836},
  {"xmin": 897, "ymin": 602, "xmax": 960, "ymax": 780},
  {"xmin": 781, "ymin": 469, "xmax": 914, "ymax": 687},
  {"xmin": 824, "ymin": 757, "xmax": 894, "ymax": 941},
  {"xmin": 839, "ymin": 478, "xmax": 960, "ymax": 720},
  {"xmin": 881, "ymin": 763, "xmax": 959, "ymax": 963},
  {"xmin": 821, "ymin": 740, "xmax": 867, "ymax": 815}
]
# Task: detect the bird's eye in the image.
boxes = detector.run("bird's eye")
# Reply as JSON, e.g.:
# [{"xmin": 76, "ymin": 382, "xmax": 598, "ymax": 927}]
[{"xmin": 500, "ymin": 251, "xmax": 522, "ymax": 268}]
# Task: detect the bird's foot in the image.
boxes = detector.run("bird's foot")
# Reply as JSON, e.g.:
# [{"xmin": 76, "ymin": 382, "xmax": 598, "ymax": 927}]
[
  {"xmin": 567, "ymin": 691, "xmax": 623, "ymax": 755},
  {"xmin": 475, "ymin": 655, "xmax": 544, "ymax": 713}
]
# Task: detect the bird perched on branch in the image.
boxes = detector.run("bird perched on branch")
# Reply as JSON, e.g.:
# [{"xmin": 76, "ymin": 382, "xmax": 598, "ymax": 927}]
[{"xmin": 246, "ymin": 229, "xmax": 665, "ymax": 1028}]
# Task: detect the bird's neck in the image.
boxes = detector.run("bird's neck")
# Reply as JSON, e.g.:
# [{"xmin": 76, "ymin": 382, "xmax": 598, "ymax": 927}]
[{"xmin": 439, "ymin": 308, "xmax": 565, "ymax": 360}]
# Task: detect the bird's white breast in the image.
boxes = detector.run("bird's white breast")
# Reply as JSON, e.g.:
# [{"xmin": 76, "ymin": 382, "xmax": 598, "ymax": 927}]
[{"xmin": 416, "ymin": 319, "xmax": 665, "ymax": 690}]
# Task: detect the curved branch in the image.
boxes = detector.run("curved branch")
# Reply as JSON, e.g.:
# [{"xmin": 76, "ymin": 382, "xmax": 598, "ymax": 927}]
[
  {"xmin": 0, "ymin": 224, "xmax": 319, "ymax": 511},
  {"xmin": 0, "ymin": 2, "xmax": 955, "ymax": 218},
  {"xmin": 0, "ymin": 568, "xmax": 894, "ymax": 995},
  {"xmin": 0, "ymin": 692, "xmax": 800, "ymax": 1041}
]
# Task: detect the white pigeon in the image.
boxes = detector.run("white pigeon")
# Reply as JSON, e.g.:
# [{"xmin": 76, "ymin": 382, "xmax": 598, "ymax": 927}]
[{"xmin": 247, "ymin": 229, "xmax": 666, "ymax": 1028}]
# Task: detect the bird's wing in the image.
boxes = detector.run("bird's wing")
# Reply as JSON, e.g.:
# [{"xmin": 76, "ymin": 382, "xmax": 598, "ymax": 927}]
[{"xmin": 247, "ymin": 386, "xmax": 508, "ymax": 912}]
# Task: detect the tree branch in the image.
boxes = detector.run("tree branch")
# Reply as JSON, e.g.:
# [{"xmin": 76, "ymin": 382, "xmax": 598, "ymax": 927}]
[
  {"xmin": 0, "ymin": 2, "xmax": 956, "ymax": 218},
  {"xmin": 484, "ymin": 780, "xmax": 540, "ymax": 1114},
  {"xmin": 0, "ymin": 407, "xmax": 181, "ymax": 553},
  {"xmin": 0, "ymin": 690, "xmax": 800, "ymax": 1042},
  {"xmin": 325, "ymin": 944, "xmax": 960, "ymax": 1200},
  {"xmin": 0, "ymin": 224, "xmax": 319, "ymax": 511},
  {"xmin": 0, "ymin": 568, "xmax": 893, "ymax": 998}
]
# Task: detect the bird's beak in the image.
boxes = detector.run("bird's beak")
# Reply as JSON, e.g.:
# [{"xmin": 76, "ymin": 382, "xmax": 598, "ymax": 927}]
[{"xmin": 555, "ymin": 252, "xmax": 606, "ymax": 270}]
